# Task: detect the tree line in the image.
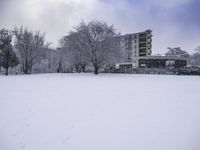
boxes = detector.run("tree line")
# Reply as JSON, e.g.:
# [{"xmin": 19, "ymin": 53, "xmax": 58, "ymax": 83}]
[
  {"xmin": 0, "ymin": 20, "xmax": 121, "ymax": 75},
  {"xmin": 0, "ymin": 20, "xmax": 200, "ymax": 75}
]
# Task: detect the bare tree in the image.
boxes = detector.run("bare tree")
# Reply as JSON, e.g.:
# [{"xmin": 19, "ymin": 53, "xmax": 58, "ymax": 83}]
[
  {"xmin": 61, "ymin": 31, "xmax": 90, "ymax": 73},
  {"xmin": 87, "ymin": 20, "xmax": 120, "ymax": 74},
  {"xmin": 165, "ymin": 47, "xmax": 189, "ymax": 58},
  {"xmin": 14, "ymin": 26, "xmax": 46, "ymax": 74},
  {"xmin": 62, "ymin": 20, "xmax": 120, "ymax": 74}
]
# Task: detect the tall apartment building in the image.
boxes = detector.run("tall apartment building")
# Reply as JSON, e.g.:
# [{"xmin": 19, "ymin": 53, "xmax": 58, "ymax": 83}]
[{"xmin": 119, "ymin": 30, "xmax": 152, "ymax": 62}]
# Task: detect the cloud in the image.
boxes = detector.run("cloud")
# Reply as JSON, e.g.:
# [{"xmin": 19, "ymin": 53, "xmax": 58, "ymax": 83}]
[
  {"xmin": 0, "ymin": 0, "xmax": 97, "ymax": 46},
  {"xmin": 0, "ymin": 0, "xmax": 199, "ymax": 53},
  {"xmin": 90, "ymin": 0, "xmax": 200, "ymax": 53}
]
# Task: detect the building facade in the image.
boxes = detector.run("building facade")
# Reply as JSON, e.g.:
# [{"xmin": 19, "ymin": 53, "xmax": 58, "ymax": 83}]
[{"xmin": 119, "ymin": 30, "xmax": 152, "ymax": 62}]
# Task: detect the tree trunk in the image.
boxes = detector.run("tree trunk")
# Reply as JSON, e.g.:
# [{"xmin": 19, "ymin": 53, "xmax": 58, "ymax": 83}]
[
  {"xmin": 81, "ymin": 64, "xmax": 86, "ymax": 72},
  {"xmin": 57, "ymin": 61, "xmax": 62, "ymax": 73},
  {"xmin": 24, "ymin": 67, "xmax": 29, "ymax": 74},
  {"xmin": 29, "ymin": 65, "xmax": 32, "ymax": 74},
  {"xmin": 94, "ymin": 66, "xmax": 99, "ymax": 75},
  {"xmin": 74, "ymin": 64, "xmax": 80, "ymax": 73},
  {"xmin": 48, "ymin": 62, "xmax": 51, "ymax": 69},
  {"xmin": 5, "ymin": 67, "xmax": 8, "ymax": 76},
  {"xmin": 24, "ymin": 58, "xmax": 29, "ymax": 74}
]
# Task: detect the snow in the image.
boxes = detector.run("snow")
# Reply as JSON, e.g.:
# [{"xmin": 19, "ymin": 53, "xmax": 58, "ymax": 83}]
[{"xmin": 0, "ymin": 73, "xmax": 200, "ymax": 150}]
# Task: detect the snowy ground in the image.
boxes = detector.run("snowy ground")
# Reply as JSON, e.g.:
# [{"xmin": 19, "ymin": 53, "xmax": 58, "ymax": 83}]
[{"xmin": 0, "ymin": 73, "xmax": 200, "ymax": 150}]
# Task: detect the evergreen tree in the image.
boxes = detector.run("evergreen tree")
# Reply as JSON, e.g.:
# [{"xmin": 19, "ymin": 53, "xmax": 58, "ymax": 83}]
[{"xmin": 0, "ymin": 29, "xmax": 19, "ymax": 75}]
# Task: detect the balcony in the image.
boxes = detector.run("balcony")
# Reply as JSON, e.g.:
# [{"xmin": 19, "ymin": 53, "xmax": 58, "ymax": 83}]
[
  {"xmin": 139, "ymin": 49, "xmax": 147, "ymax": 53},
  {"xmin": 139, "ymin": 43, "xmax": 147, "ymax": 48},
  {"xmin": 139, "ymin": 33, "xmax": 147, "ymax": 39},
  {"xmin": 139, "ymin": 38, "xmax": 147, "ymax": 43},
  {"xmin": 139, "ymin": 54, "xmax": 147, "ymax": 57}
]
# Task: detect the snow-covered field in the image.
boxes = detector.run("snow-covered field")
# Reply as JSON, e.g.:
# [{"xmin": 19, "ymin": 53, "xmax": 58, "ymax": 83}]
[{"xmin": 0, "ymin": 74, "xmax": 200, "ymax": 150}]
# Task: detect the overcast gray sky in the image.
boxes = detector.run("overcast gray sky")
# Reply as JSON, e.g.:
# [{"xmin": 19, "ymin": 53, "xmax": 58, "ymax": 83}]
[{"xmin": 0, "ymin": 0, "xmax": 199, "ymax": 54}]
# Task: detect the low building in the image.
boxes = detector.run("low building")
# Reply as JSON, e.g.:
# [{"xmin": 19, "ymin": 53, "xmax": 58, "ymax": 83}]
[{"xmin": 116, "ymin": 56, "xmax": 187, "ymax": 69}]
